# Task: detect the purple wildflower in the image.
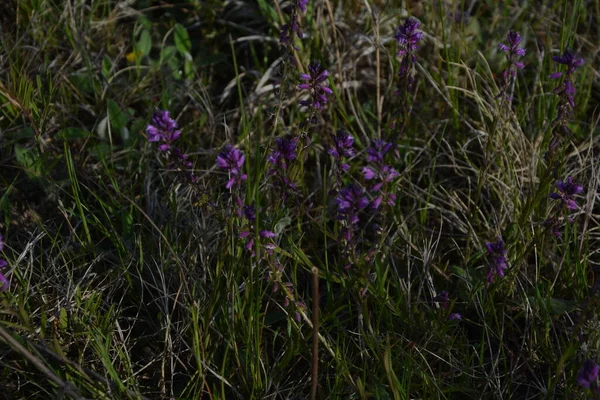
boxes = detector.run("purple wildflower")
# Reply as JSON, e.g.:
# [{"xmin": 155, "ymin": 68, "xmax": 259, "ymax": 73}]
[
  {"xmin": 0, "ymin": 235, "xmax": 3, "ymax": 252},
  {"xmin": 336, "ymin": 184, "xmax": 369, "ymax": 225},
  {"xmin": 239, "ymin": 204, "xmax": 277, "ymax": 257},
  {"xmin": 394, "ymin": 18, "xmax": 423, "ymax": 101},
  {"xmin": 496, "ymin": 31, "xmax": 526, "ymax": 100},
  {"xmin": 297, "ymin": 0, "xmax": 308, "ymax": 12},
  {"xmin": 329, "ymin": 130, "xmax": 355, "ymax": 172},
  {"xmin": 362, "ymin": 140, "xmax": 398, "ymax": 207},
  {"xmin": 298, "ymin": 61, "xmax": 333, "ymax": 111},
  {"xmin": 217, "ymin": 145, "xmax": 248, "ymax": 190},
  {"xmin": 395, "ymin": 18, "xmax": 424, "ymax": 59},
  {"xmin": 550, "ymin": 50, "xmax": 584, "ymax": 110},
  {"xmin": 448, "ymin": 313, "xmax": 462, "ymax": 321},
  {"xmin": 577, "ymin": 359, "xmax": 599, "ymax": 389},
  {"xmin": 146, "ymin": 109, "xmax": 181, "ymax": 152},
  {"xmin": 146, "ymin": 109, "xmax": 198, "ymax": 182},
  {"xmin": 267, "ymin": 137, "xmax": 298, "ymax": 201},
  {"xmin": 546, "ymin": 50, "xmax": 584, "ymax": 158},
  {"xmin": 485, "ymin": 237, "xmax": 508, "ymax": 283},
  {"xmin": 0, "ymin": 259, "xmax": 8, "ymax": 292},
  {"xmin": 550, "ymin": 177, "xmax": 583, "ymax": 210},
  {"xmin": 268, "ymin": 137, "xmax": 298, "ymax": 169},
  {"xmin": 366, "ymin": 140, "xmax": 393, "ymax": 163},
  {"xmin": 280, "ymin": 0, "xmax": 308, "ymax": 45},
  {"xmin": 543, "ymin": 217, "xmax": 563, "ymax": 238},
  {"xmin": 551, "ymin": 50, "xmax": 585, "ymax": 78},
  {"xmin": 498, "ymin": 31, "xmax": 526, "ymax": 60}
]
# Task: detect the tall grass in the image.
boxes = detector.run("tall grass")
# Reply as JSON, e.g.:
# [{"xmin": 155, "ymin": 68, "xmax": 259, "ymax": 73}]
[{"xmin": 0, "ymin": 0, "xmax": 599, "ymax": 398}]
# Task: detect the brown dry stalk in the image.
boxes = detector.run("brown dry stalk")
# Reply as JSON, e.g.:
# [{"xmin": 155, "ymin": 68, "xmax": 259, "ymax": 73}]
[{"xmin": 311, "ymin": 266, "xmax": 319, "ymax": 400}]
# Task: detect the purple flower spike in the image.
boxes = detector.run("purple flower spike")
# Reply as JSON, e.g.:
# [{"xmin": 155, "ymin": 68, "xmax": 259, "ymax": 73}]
[
  {"xmin": 550, "ymin": 176, "xmax": 583, "ymax": 210},
  {"xmin": 146, "ymin": 109, "xmax": 182, "ymax": 151},
  {"xmin": 0, "ymin": 259, "xmax": 8, "ymax": 292},
  {"xmin": 268, "ymin": 137, "xmax": 298, "ymax": 169},
  {"xmin": 552, "ymin": 50, "xmax": 585, "ymax": 75},
  {"xmin": 448, "ymin": 313, "xmax": 462, "ymax": 321},
  {"xmin": 243, "ymin": 204, "xmax": 256, "ymax": 221},
  {"xmin": 577, "ymin": 359, "xmax": 599, "ymax": 389},
  {"xmin": 485, "ymin": 236, "xmax": 508, "ymax": 283},
  {"xmin": 329, "ymin": 130, "xmax": 355, "ymax": 168},
  {"xmin": 337, "ymin": 184, "xmax": 369, "ymax": 224},
  {"xmin": 298, "ymin": 61, "xmax": 333, "ymax": 111},
  {"xmin": 217, "ymin": 145, "xmax": 247, "ymax": 189},
  {"xmin": 394, "ymin": 18, "xmax": 422, "ymax": 101},
  {"xmin": 394, "ymin": 18, "xmax": 422, "ymax": 100},
  {"xmin": 549, "ymin": 50, "xmax": 584, "ymax": 127},
  {"xmin": 297, "ymin": 0, "xmax": 308, "ymax": 12},
  {"xmin": 366, "ymin": 140, "xmax": 393, "ymax": 164},
  {"xmin": 0, "ymin": 235, "xmax": 3, "ymax": 252},
  {"xmin": 395, "ymin": 18, "xmax": 423, "ymax": 59},
  {"xmin": 280, "ymin": 0, "xmax": 309, "ymax": 44},
  {"xmin": 267, "ymin": 136, "xmax": 299, "ymax": 200},
  {"xmin": 260, "ymin": 230, "xmax": 277, "ymax": 238},
  {"xmin": 498, "ymin": 31, "xmax": 526, "ymax": 58},
  {"xmin": 496, "ymin": 31, "xmax": 526, "ymax": 100}
]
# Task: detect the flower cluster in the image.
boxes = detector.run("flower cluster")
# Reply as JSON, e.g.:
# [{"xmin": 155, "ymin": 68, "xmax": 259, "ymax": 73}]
[
  {"xmin": 0, "ymin": 235, "xmax": 8, "ymax": 292},
  {"xmin": 550, "ymin": 177, "xmax": 584, "ymax": 210},
  {"xmin": 328, "ymin": 130, "xmax": 355, "ymax": 191},
  {"xmin": 395, "ymin": 18, "xmax": 423, "ymax": 98},
  {"xmin": 550, "ymin": 50, "xmax": 585, "ymax": 109},
  {"xmin": 280, "ymin": 0, "xmax": 308, "ymax": 47},
  {"xmin": 298, "ymin": 61, "xmax": 333, "ymax": 112},
  {"xmin": 544, "ymin": 177, "xmax": 583, "ymax": 237},
  {"xmin": 239, "ymin": 204, "xmax": 277, "ymax": 257},
  {"xmin": 216, "ymin": 144, "xmax": 248, "ymax": 217},
  {"xmin": 146, "ymin": 109, "xmax": 181, "ymax": 151},
  {"xmin": 547, "ymin": 50, "xmax": 584, "ymax": 156},
  {"xmin": 448, "ymin": 313, "xmax": 462, "ymax": 321},
  {"xmin": 267, "ymin": 136, "xmax": 299, "ymax": 201},
  {"xmin": 329, "ymin": 130, "xmax": 355, "ymax": 172},
  {"xmin": 362, "ymin": 140, "xmax": 398, "ymax": 209},
  {"xmin": 395, "ymin": 18, "xmax": 423, "ymax": 60},
  {"xmin": 497, "ymin": 31, "xmax": 526, "ymax": 100},
  {"xmin": 485, "ymin": 237, "xmax": 508, "ymax": 283},
  {"xmin": 146, "ymin": 109, "xmax": 197, "ymax": 182},
  {"xmin": 336, "ymin": 184, "xmax": 369, "ymax": 267},
  {"xmin": 577, "ymin": 359, "xmax": 600, "ymax": 392},
  {"xmin": 217, "ymin": 145, "xmax": 248, "ymax": 190}
]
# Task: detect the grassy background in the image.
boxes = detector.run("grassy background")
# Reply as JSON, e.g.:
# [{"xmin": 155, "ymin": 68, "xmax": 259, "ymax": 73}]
[{"xmin": 1, "ymin": 0, "xmax": 600, "ymax": 398}]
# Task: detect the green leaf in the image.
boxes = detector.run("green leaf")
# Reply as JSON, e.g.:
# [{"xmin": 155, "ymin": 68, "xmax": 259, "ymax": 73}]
[
  {"xmin": 255, "ymin": 0, "xmax": 278, "ymax": 21},
  {"xmin": 90, "ymin": 143, "xmax": 111, "ymax": 160},
  {"xmin": 14, "ymin": 144, "xmax": 42, "ymax": 177},
  {"xmin": 7, "ymin": 127, "xmax": 35, "ymax": 139},
  {"xmin": 56, "ymin": 127, "xmax": 90, "ymax": 140},
  {"xmin": 102, "ymin": 55, "xmax": 112, "ymax": 79},
  {"xmin": 184, "ymin": 59, "xmax": 194, "ymax": 80},
  {"xmin": 59, "ymin": 308, "xmax": 68, "ymax": 331},
  {"xmin": 173, "ymin": 23, "xmax": 191, "ymax": 55},
  {"xmin": 137, "ymin": 29, "xmax": 152, "ymax": 56},
  {"xmin": 107, "ymin": 99, "xmax": 128, "ymax": 131},
  {"xmin": 138, "ymin": 15, "xmax": 152, "ymax": 30},
  {"xmin": 160, "ymin": 45, "xmax": 178, "ymax": 64}
]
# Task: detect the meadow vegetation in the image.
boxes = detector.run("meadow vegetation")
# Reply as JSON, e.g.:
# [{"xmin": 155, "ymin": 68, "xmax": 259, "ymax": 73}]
[{"xmin": 1, "ymin": 0, "xmax": 600, "ymax": 398}]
